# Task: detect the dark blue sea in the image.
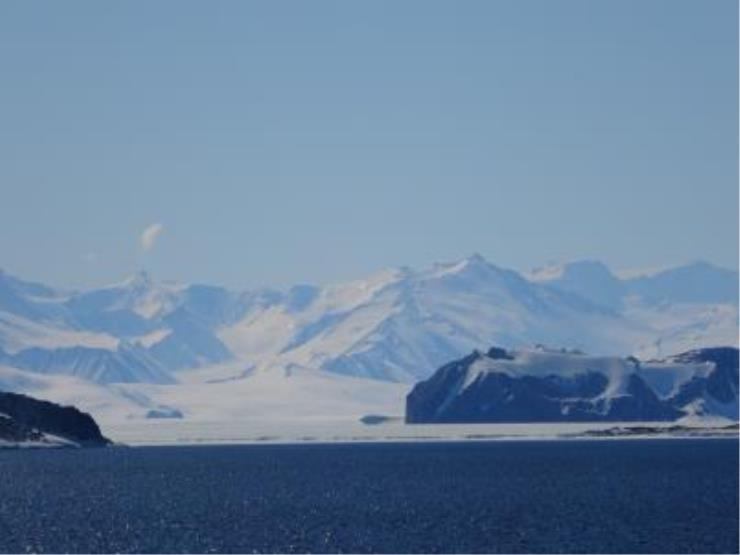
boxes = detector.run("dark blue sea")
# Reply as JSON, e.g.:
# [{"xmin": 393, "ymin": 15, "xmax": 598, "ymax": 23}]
[{"xmin": 0, "ymin": 439, "xmax": 737, "ymax": 553}]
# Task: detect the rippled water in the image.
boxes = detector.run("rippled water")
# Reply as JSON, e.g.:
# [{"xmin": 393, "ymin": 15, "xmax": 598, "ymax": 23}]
[{"xmin": 0, "ymin": 439, "xmax": 737, "ymax": 553}]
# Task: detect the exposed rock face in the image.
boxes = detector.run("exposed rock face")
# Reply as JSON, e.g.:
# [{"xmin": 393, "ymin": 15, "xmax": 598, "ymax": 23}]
[
  {"xmin": 406, "ymin": 347, "xmax": 739, "ymax": 424},
  {"xmin": 145, "ymin": 408, "xmax": 184, "ymax": 419},
  {"xmin": 670, "ymin": 347, "xmax": 739, "ymax": 406},
  {"xmin": 0, "ymin": 391, "xmax": 111, "ymax": 446}
]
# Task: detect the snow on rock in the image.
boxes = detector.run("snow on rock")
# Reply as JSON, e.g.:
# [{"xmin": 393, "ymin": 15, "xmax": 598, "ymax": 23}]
[
  {"xmin": 406, "ymin": 347, "xmax": 739, "ymax": 423},
  {"xmin": 0, "ymin": 256, "xmax": 735, "ymax": 433}
]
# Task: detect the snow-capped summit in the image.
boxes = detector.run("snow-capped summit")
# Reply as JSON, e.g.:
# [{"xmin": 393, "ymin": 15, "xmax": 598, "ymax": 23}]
[
  {"xmin": 427, "ymin": 253, "xmax": 491, "ymax": 277},
  {"xmin": 71, "ymin": 270, "xmax": 184, "ymax": 321},
  {"xmin": 217, "ymin": 254, "xmax": 704, "ymax": 383},
  {"xmin": 0, "ymin": 255, "xmax": 736, "ymax": 395}
]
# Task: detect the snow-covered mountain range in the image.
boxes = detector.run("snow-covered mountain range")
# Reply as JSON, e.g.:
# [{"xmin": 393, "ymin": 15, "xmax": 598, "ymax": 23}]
[{"xmin": 0, "ymin": 256, "xmax": 736, "ymax": 424}]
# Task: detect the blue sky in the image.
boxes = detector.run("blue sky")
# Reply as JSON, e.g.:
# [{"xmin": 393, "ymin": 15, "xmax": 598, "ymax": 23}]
[{"xmin": 0, "ymin": 0, "xmax": 737, "ymax": 289}]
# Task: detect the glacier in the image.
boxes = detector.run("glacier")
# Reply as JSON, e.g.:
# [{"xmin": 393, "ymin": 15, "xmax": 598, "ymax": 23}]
[{"xmin": 0, "ymin": 256, "xmax": 736, "ymax": 435}]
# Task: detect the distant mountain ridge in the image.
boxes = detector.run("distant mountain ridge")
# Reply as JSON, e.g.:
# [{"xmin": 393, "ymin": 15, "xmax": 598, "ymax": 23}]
[
  {"xmin": 406, "ymin": 346, "xmax": 739, "ymax": 423},
  {"xmin": 530, "ymin": 260, "xmax": 739, "ymax": 308},
  {"xmin": 0, "ymin": 256, "xmax": 736, "ymax": 388}
]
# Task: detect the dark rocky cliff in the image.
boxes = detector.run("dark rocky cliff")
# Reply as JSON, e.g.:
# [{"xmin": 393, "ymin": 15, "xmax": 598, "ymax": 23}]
[
  {"xmin": 0, "ymin": 391, "xmax": 111, "ymax": 446},
  {"xmin": 406, "ymin": 347, "xmax": 739, "ymax": 424}
]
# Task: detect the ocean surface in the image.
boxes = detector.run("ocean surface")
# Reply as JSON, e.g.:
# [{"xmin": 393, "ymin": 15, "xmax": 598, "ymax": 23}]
[{"xmin": 0, "ymin": 439, "xmax": 737, "ymax": 554}]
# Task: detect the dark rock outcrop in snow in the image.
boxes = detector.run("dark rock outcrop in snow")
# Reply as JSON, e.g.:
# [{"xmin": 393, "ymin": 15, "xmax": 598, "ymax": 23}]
[{"xmin": 406, "ymin": 347, "xmax": 739, "ymax": 423}]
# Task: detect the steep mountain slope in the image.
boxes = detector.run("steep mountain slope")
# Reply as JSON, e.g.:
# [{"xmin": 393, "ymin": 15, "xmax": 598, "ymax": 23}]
[
  {"xmin": 0, "ymin": 269, "xmax": 70, "ymax": 323},
  {"xmin": 0, "ymin": 255, "xmax": 736, "ymax": 392},
  {"xmin": 1, "ymin": 342, "xmax": 174, "ymax": 384},
  {"xmin": 624, "ymin": 301, "xmax": 739, "ymax": 359},
  {"xmin": 220, "ymin": 255, "xmax": 734, "ymax": 382},
  {"xmin": 0, "ymin": 271, "xmax": 248, "ymax": 383},
  {"xmin": 406, "ymin": 347, "xmax": 739, "ymax": 423},
  {"xmin": 530, "ymin": 259, "xmax": 738, "ymax": 359}
]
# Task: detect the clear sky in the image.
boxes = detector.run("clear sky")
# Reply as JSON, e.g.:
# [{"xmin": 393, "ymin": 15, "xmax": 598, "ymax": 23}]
[{"xmin": 0, "ymin": 0, "xmax": 737, "ymax": 289}]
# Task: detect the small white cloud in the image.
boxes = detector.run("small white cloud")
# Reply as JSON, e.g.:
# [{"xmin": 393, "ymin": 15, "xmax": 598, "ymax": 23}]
[
  {"xmin": 82, "ymin": 252, "xmax": 97, "ymax": 262},
  {"xmin": 141, "ymin": 223, "xmax": 164, "ymax": 252}
]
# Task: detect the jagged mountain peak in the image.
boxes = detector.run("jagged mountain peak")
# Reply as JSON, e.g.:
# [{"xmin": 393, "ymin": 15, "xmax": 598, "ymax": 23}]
[
  {"xmin": 0, "ymin": 255, "xmax": 736, "ymax": 389},
  {"xmin": 72, "ymin": 271, "xmax": 189, "ymax": 322},
  {"xmin": 111, "ymin": 271, "xmax": 186, "ymax": 294},
  {"xmin": 451, "ymin": 252, "xmax": 491, "ymax": 271},
  {"xmin": 427, "ymin": 253, "xmax": 496, "ymax": 276}
]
